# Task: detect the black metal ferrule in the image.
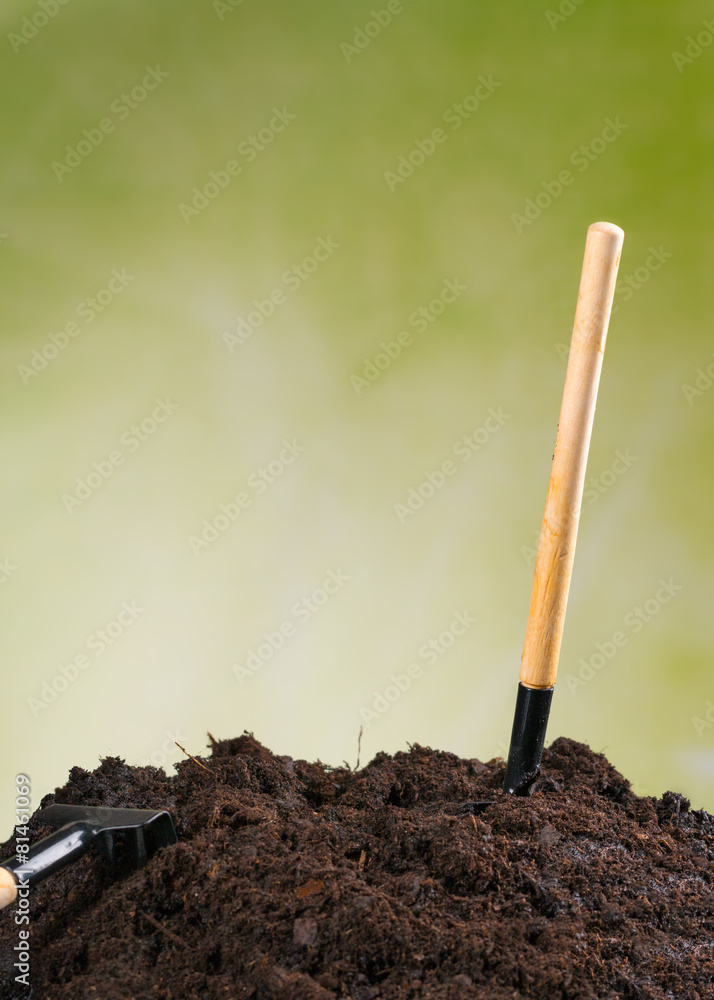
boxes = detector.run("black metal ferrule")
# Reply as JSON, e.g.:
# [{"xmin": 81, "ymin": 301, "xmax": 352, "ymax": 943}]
[{"xmin": 503, "ymin": 682, "xmax": 554, "ymax": 795}]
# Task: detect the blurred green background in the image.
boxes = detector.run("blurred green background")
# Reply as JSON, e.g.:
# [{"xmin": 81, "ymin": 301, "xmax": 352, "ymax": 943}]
[{"xmin": 2, "ymin": 0, "xmax": 714, "ymax": 831}]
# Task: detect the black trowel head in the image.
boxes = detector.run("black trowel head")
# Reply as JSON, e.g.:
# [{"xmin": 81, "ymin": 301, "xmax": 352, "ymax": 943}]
[
  {"xmin": 1, "ymin": 803, "xmax": 178, "ymax": 907},
  {"xmin": 36, "ymin": 803, "xmax": 178, "ymax": 867}
]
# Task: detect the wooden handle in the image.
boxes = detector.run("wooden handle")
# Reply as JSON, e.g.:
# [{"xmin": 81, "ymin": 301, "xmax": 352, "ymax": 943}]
[
  {"xmin": 520, "ymin": 221, "xmax": 624, "ymax": 689},
  {"xmin": 0, "ymin": 867, "xmax": 17, "ymax": 910}
]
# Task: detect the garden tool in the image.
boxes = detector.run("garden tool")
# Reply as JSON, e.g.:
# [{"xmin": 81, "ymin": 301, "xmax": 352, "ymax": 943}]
[
  {"xmin": 503, "ymin": 220, "xmax": 624, "ymax": 794},
  {"xmin": 0, "ymin": 803, "xmax": 177, "ymax": 909}
]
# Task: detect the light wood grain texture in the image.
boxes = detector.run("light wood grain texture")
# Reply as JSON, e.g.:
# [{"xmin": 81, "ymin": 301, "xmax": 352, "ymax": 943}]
[
  {"xmin": 0, "ymin": 867, "xmax": 17, "ymax": 910},
  {"xmin": 520, "ymin": 221, "xmax": 624, "ymax": 689}
]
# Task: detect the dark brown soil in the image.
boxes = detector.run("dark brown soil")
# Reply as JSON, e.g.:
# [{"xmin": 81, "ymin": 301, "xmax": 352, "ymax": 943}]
[{"xmin": 1, "ymin": 734, "xmax": 713, "ymax": 999}]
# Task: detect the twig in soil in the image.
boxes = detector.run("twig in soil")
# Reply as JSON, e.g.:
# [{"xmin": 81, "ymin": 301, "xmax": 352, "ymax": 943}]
[
  {"xmin": 139, "ymin": 910, "xmax": 188, "ymax": 949},
  {"xmin": 343, "ymin": 726, "xmax": 364, "ymax": 772},
  {"xmin": 175, "ymin": 742, "xmax": 214, "ymax": 773}
]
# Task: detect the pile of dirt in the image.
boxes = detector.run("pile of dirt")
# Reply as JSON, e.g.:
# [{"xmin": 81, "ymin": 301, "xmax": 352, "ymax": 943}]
[{"xmin": 1, "ymin": 733, "xmax": 713, "ymax": 999}]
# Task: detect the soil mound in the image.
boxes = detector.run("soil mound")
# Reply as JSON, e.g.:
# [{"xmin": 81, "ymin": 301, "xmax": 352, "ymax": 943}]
[{"xmin": 1, "ymin": 734, "xmax": 713, "ymax": 999}]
